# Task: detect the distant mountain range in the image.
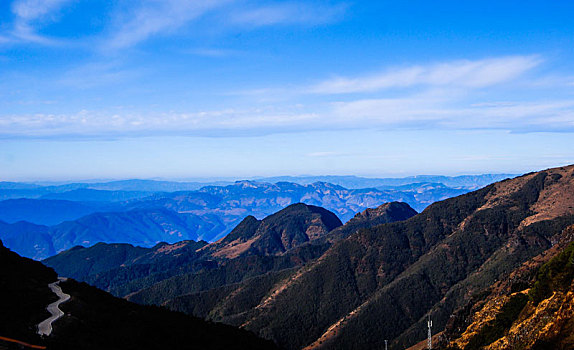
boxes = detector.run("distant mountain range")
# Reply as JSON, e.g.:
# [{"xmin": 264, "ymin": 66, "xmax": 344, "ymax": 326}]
[
  {"xmin": 0, "ymin": 173, "xmax": 513, "ymax": 198},
  {"xmin": 43, "ymin": 164, "xmax": 574, "ymax": 349},
  {"xmin": 0, "ymin": 178, "xmax": 494, "ymax": 259}
]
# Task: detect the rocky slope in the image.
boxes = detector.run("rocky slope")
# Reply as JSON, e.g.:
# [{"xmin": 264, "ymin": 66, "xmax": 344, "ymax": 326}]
[{"xmin": 440, "ymin": 224, "xmax": 574, "ymax": 350}]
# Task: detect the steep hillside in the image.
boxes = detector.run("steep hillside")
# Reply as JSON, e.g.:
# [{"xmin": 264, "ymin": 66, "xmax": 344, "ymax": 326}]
[
  {"xmin": 44, "ymin": 240, "xmax": 208, "ymax": 287},
  {"xmin": 45, "ymin": 201, "xmax": 415, "ymax": 323},
  {"xmin": 0, "ymin": 240, "xmax": 277, "ymax": 350},
  {"xmin": 0, "ymin": 240, "xmax": 57, "ymax": 341},
  {"xmin": 441, "ymin": 225, "xmax": 574, "ymax": 350},
  {"xmin": 222, "ymin": 165, "xmax": 574, "ymax": 350}
]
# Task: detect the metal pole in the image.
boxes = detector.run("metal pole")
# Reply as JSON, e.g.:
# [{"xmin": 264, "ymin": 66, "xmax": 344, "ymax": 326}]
[{"xmin": 427, "ymin": 316, "xmax": 432, "ymax": 350}]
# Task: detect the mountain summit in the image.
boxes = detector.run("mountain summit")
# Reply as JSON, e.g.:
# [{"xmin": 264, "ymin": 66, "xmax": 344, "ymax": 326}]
[{"xmin": 205, "ymin": 203, "xmax": 343, "ymax": 258}]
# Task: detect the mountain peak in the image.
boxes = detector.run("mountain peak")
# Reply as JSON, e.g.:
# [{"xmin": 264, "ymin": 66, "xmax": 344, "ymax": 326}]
[
  {"xmin": 207, "ymin": 203, "xmax": 342, "ymax": 259},
  {"xmin": 352, "ymin": 201, "xmax": 417, "ymax": 221}
]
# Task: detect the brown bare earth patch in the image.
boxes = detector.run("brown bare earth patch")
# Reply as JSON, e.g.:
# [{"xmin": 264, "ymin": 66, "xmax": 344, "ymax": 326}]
[
  {"xmin": 405, "ymin": 332, "xmax": 443, "ymax": 350},
  {"xmin": 212, "ymin": 236, "xmax": 259, "ymax": 259},
  {"xmin": 302, "ymin": 300, "xmax": 369, "ymax": 350},
  {"xmin": 520, "ymin": 166, "xmax": 574, "ymax": 228},
  {"xmin": 154, "ymin": 241, "xmax": 190, "ymax": 254}
]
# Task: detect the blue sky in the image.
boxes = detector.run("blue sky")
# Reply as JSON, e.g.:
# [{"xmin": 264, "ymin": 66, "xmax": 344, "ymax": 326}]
[{"xmin": 1, "ymin": 0, "xmax": 574, "ymax": 181}]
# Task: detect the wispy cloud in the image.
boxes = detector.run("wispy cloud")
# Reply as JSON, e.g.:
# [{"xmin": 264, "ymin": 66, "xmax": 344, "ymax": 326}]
[
  {"xmin": 12, "ymin": 0, "xmax": 71, "ymax": 21},
  {"xmin": 104, "ymin": 0, "xmax": 231, "ymax": 49},
  {"xmin": 229, "ymin": 2, "xmax": 348, "ymax": 27},
  {"xmin": 1, "ymin": 55, "xmax": 573, "ymax": 138},
  {"xmin": 187, "ymin": 47, "xmax": 241, "ymax": 57},
  {"xmin": 306, "ymin": 151, "xmax": 350, "ymax": 158},
  {"xmin": 2, "ymin": 97, "xmax": 574, "ymax": 139},
  {"xmin": 58, "ymin": 61, "xmax": 142, "ymax": 88},
  {"xmin": 308, "ymin": 56, "xmax": 542, "ymax": 94},
  {"xmin": 5, "ymin": 0, "xmax": 73, "ymax": 45},
  {"xmin": 2, "ymin": 0, "xmax": 349, "ymax": 49}
]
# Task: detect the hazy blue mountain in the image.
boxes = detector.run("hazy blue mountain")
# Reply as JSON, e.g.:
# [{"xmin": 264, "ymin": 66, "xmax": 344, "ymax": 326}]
[
  {"xmin": 49, "ymin": 208, "xmax": 223, "ymax": 252},
  {"xmin": 0, "ymin": 220, "xmax": 55, "ymax": 259},
  {"xmin": 0, "ymin": 181, "xmax": 43, "ymax": 190},
  {"xmin": 0, "ymin": 198, "xmax": 120, "ymax": 225},
  {"xmin": 41, "ymin": 179, "xmax": 233, "ymax": 193},
  {"xmin": 41, "ymin": 188, "xmax": 157, "ymax": 202},
  {"xmin": 258, "ymin": 174, "xmax": 515, "ymax": 189},
  {"xmin": 0, "ymin": 178, "xmax": 503, "ymax": 260},
  {"xmin": 130, "ymin": 180, "xmax": 452, "ymax": 230},
  {"xmin": 0, "ymin": 208, "xmax": 223, "ymax": 259}
]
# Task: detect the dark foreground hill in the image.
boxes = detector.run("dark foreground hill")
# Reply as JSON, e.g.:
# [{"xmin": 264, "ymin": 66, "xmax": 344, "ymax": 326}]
[{"xmin": 0, "ymin": 240, "xmax": 276, "ymax": 350}]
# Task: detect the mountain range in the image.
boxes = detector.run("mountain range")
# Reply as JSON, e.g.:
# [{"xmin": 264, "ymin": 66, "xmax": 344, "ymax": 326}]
[
  {"xmin": 43, "ymin": 164, "xmax": 574, "ymax": 349},
  {"xmin": 0, "ymin": 179, "xmax": 483, "ymax": 259}
]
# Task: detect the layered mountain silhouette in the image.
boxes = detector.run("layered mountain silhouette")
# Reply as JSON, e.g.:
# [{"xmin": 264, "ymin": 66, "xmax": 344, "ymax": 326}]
[
  {"xmin": 0, "ymin": 208, "xmax": 223, "ymax": 259},
  {"xmin": 0, "ymin": 240, "xmax": 276, "ymax": 350},
  {"xmin": 1, "ymin": 180, "xmax": 479, "ymax": 259},
  {"xmin": 46, "ymin": 165, "xmax": 574, "ymax": 350}
]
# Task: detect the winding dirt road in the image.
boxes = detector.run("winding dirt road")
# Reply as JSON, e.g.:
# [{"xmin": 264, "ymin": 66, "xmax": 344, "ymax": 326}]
[{"xmin": 37, "ymin": 277, "xmax": 70, "ymax": 337}]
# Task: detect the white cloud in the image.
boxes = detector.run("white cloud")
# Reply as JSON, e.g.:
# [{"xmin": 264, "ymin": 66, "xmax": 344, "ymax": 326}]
[
  {"xmin": 58, "ymin": 61, "xmax": 142, "ymax": 88},
  {"xmin": 105, "ymin": 0, "xmax": 231, "ymax": 49},
  {"xmin": 229, "ymin": 2, "xmax": 348, "ymax": 27},
  {"xmin": 309, "ymin": 56, "xmax": 542, "ymax": 94},
  {"xmin": 306, "ymin": 151, "xmax": 350, "ymax": 158},
  {"xmin": 2, "ymin": 95, "xmax": 574, "ymax": 139},
  {"xmin": 188, "ymin": 47, "xmax": 240, "ymax": 57},
  {"xmin": 1, "ymin": 54, "xmax": 573, "ymax": 138},
  {"xmin": 7, "ymin": 0, "xmax": 73, "ymax": 44},
  {"xmin": 12, "ymin": 0, "xmax": 72, "ymax": 21}
]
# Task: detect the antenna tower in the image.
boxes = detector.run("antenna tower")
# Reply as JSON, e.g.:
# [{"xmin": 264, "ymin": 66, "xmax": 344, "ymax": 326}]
[{"xmin": 427, "ymin": 316, "xmax": 432, "ymax": 350}]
